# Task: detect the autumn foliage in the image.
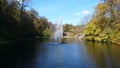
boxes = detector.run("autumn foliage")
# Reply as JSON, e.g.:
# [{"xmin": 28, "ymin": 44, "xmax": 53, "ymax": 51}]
[{"xmin": 84, "ymin": 0, "xmax": 120, "ymax": 44}]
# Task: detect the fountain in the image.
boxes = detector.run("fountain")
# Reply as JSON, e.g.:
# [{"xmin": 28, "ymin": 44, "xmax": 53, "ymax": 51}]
[{"xmin": 53, "ymin": 16, "xmax": 64, "ymax": 43}]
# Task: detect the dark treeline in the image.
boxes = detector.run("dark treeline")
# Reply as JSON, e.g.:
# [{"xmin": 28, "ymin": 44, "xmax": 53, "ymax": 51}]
[
  {"xmin": 0, "ymin": 0, "xmax": 53, "ymax": 42},
  {"xmin": 84, "ymin": 0, "xmax": 120, "ymax": 44}
]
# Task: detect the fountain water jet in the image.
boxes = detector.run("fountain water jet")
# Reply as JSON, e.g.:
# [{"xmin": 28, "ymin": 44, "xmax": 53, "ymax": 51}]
[{"xmin": 53, "ymin": 16, "xmax": 63, "ymax": 42}]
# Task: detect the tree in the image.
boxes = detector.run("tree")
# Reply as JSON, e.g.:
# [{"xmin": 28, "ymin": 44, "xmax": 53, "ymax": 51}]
[
  {"xmin": 63, "ymin": 24, "xmax": 75, "ymax": 32},
  {"xmin": 84, "ymin": 0, "xmax": 120, "ymax": 43},
  {"xmin": 0, "ymin": 0, "xmax": 54, "ymax": 41}
]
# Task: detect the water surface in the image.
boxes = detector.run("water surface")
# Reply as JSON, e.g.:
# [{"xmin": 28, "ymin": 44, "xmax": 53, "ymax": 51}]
[{"xmin": 0, "ymin": 38, "xmax": 120, "ymax": 68}]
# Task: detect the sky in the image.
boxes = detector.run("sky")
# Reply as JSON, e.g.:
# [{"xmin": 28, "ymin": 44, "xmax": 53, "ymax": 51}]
[{"xmin": 29, "ymin": 0, "xmax": 101, "ymax": 25}]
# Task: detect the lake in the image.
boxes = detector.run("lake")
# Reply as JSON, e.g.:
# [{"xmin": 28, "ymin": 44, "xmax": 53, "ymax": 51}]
[{"xmin": 0, "ymin": 38, "xmax": 120, "ymax": 68}]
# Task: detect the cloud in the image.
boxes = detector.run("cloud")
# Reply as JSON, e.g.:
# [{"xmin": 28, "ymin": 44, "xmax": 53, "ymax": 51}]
[
  {"xmin": 82, "ymin": 10, "xmax": 90, "ymax": 14},
  {"xmin": 75, "ymin": 10, "xmax": 90, "ymax": 16},
  {"xmin": 75, "ymin": 12, "xmax": 81, "ymax": 15}
]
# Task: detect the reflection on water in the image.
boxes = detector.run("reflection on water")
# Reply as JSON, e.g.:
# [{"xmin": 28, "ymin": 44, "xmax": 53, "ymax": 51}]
[
  {"xmin": 0, "ymin": 38, "xmax": 120, "ymax": 68},
  {"xmin": 35, "ymin": 40, "xmax": 95, "ymax": 68},
  {"xmin": 84, "ymin": 42, "xmax": 120, "ymax": 68},
  {"xmin": 0, "ymin": 40, "xmax": 39, "ymax": 68}
]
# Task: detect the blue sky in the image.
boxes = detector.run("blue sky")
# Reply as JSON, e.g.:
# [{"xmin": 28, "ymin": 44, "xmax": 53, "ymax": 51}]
[{"xmin": 29, "ymin": 0, "xmax": 100, "ymax": 25}]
